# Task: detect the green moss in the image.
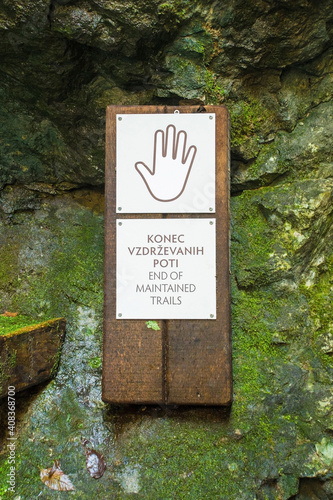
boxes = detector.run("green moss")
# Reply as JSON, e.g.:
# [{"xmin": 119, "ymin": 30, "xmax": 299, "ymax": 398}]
[
  {"xmin": 9, "ymin": 202, "xmax": 104, "ymax": 319},
  {"xmin": 232, "ymin": 288, "xmax": 284, "ymax": 354},
  {"xmin": 167, "ymin": 27, "xmax": 214, "ymax": 64},
  {"xmin": 88, "ymin": 356, "xmax": 102, "ymax": 369},
  {"xmin": 231, "ymin": 190, "xmax": 280, "ymax": 287},
  {"xmin": 114, "ymin": 406, "xmax": 287, "ymax": 498},
  {"xmin": 0, "ymin": 242, "xmax": 20, "ymax": 290},
  {"xmin": 0, "ymin": 457, "xmax": 21, "ymax": 497},
  {"xmin": 158, "ymin": 0, "xmax": 188, "ymax": 28},
  {"xmin": 168, "ymin": 56, "xmax": 191, "ymax": 72},
  {"xmin": 229, "ymin": 99, "xmax": 269, "ymax": 148},
  {"xmin": 163, "ymin": 54, "xmax": 207, "ymax": 98},
  {"xmin": 204, "ymin": 70, "xmax": 226, "ymax": 104},
  {"xmin": 0, "ymin": 314, "xmax": 39, "ymax": 336},
  {"xmin": 300, "ymin": 253, "xmax": 333, "ymax": 368},
  {"xmin": 231, "ymin": 284, "xmax": 289, "ymax": 424},
  {"xmin": 0, "ymin": 387, "xmax": 90, "ymax": 497}
]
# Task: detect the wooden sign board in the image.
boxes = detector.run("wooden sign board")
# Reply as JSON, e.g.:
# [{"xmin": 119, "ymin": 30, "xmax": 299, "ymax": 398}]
[{"xmin": 103, "ymin": 105, "xmax": 232, "ymax": 405}]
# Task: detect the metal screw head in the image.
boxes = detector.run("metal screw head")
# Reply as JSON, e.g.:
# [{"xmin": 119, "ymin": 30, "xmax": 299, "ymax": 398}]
[
  {"xmin": 174, "ymin": 110, "xmax": 180, "ymax": 114},
  {"xmin": 118, "ymin": 313, "xmax": 122, "ymax": 317},
  {"xmin": 209, "ymin": 207, "xmax": 213, "ymax": 212},
  {"xmin": 118, "ymin": 222, "xmax": 122, "ymax": 226},
  {"xmin": 210, "ymin": 314, "xmax": 214, "ymax": 318},
  {"xmin": 118, "ymin": 207, "xmax": 122, "ymax": 211},
  {"xmin": 118, "ymin": 116, "xmax": 122, "ymax": 121},
  {"xmin": 209, "ymin": 221, "xmax": 214, "ymax": 225},
  {"xmin": 209, "ymin": 115, "xmax": 213, "ymax": 120}
]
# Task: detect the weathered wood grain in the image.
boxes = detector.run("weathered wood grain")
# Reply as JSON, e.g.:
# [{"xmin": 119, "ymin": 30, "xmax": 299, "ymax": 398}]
[
  {"xmin": 166, "ymin": 107, "xmax": 232, "ymax": 405},
  {"xmin": 103, "ymin": 106, "xmax": 164, "ymax": 404},
  {"xmin": 0, "ymin": 318, "xmax": 66, "ymax": 398},
  {"xmin": 103, "ymin": 105, "xmax": 232, "ymax": 405}
]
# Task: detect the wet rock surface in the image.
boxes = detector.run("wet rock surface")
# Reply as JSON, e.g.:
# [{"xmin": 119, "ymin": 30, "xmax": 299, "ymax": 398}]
[{"xmin": 0, "ymin": 0, "xmax": 332, "ymax": 498}]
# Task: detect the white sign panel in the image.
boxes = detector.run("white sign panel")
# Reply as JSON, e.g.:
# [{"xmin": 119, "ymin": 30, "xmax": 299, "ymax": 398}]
[
  {"xmin": 116, "ymin": 218, "xmax": 216, "ymax": 319},
  {"xmin": 116, "ymin": 113, "xmax": 215, "ymax": 214}
]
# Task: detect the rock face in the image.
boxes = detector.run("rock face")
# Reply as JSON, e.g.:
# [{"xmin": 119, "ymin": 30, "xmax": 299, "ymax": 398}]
[{"xmin": 0, "ymin": 1, "xmax": 332, "ymax": 499}]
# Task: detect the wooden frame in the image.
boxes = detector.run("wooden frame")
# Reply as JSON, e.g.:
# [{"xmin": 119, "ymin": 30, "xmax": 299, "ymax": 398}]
[{"xmin": 103, "ymin": 105, "xmax": 232, "ymax": 405}]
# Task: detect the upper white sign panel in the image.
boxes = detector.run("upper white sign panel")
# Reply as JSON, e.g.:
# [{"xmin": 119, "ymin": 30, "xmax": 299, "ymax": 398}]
[{"xmin": 116, "ymin": 113, "xmax": 215, "ymax": 213}]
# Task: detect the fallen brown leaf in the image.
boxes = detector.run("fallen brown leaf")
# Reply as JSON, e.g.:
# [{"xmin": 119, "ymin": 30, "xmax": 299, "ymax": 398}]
[
  {"xmin": 85, "ymin": 448, "xmax": 107, "ymax": 479},
  {"xmin": 82, "ymin": 439, "xmax": 106, "ymax": 479},
  {"xmin": 1, "ymin": 311, "xmax": 18, "ymax": 317},
  {"xmin": 40, "ymin": 459, "xmax": 75, "ymax": 491}
]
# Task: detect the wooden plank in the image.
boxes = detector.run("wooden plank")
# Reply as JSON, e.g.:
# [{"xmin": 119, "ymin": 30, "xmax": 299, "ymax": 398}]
[
  {"xmin": 166, "ymin": 108, "xmax": 232, "ymax": 405},
  {"xmin": 103, "ymin": 106, "xmax": 164, "ymax": 404},
  {"xmin": 0, "ymin": 318, "xmax": 66, "ymax": 398},
  {"xmin": 102, "ymin": 105, "xmax": 232, "ymax": 405}
]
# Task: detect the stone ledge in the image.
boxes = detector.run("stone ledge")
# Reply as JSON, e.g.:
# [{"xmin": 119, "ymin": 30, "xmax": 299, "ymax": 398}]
[{"xmin": 0, "ymin": 318, "xmax": 66, "ymax": 398}]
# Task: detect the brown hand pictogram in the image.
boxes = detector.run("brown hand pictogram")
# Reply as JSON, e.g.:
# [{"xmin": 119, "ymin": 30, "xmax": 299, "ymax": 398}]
[{"xmin": 135, "ymin": 124, "xmax": 197, "ymax": 202}]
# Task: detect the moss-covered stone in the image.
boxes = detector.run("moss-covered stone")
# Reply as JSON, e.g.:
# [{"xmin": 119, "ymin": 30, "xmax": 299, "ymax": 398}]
[
  {"xmin": 159, "ymin": 54, "xmax": 207, "ymax": 99},
  {"xmin": 0, "ymin": 315, "xmax": 38, "ymax": 336},
  {"xmin": 232, "ymin": 101, "xmax": 333, "ymax": 191},
  {"xmin": 0, "ymin": 184, "xmax": 330, "ymax": 498},
  {"xmin": 0, "ymin": 318, "xmax": 66, "ymax": 398}
]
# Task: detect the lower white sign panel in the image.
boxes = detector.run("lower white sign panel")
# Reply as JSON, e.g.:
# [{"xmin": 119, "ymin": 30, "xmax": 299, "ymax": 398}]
[{"xmin": 116, "ymin": 219, "xmax": 216, "ymax": 319}]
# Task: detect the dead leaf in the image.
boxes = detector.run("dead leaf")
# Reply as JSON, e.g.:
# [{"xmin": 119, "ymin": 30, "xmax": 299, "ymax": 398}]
[
  {"xmin": 81, "ymin": 439, "xmax": 106, "ymax": 479},
  {"xmin": 40, "ymin": 459, "xmax": 75, "ymax": 491},
  {"xmin": 1, "ymin": 311, "xmax": 18, "ymax": 317},
  {"xmin": 85, "ymin": 448, "xmax": 107, "ymax": 479}
]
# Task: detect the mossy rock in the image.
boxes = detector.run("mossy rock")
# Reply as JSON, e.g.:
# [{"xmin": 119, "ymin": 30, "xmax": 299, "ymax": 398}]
[{"xmin": 0, "ymin": 317, "xmax": 66, "ymax": 397}]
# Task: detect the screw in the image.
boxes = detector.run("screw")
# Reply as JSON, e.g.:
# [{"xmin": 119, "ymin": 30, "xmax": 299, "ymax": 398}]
[
  {"xmin": 118, "ymin": 207, "xmax": 122, "ymax": 211},
  {"xmin": 209, "ymin": 115, "xmax": 213, "ymax": 120},
  {"xmin": 209, "ymin": 221, "xmax": 214, "ymax": 225},
  {"xmin": 118, "ymin": 117, "xmax": 122, "ymax": 121},
  {"xmin": 118, "ymin": 313, "xmax": 122, "ymax": 317},
  {"xmin": 209, "ymin": 207, "xmax": 213, "ymax": 211},
  {"xmin": 210, "ymin": 314, "xmax": 214, "ymax": 318},
  {"xmin": 118, "ymin": 222, "xmax": 122, "ymax": 226}
]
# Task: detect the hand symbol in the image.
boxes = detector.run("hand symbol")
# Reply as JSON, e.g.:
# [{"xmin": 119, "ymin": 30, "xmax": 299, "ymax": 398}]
[{"xmin": 135, "ymin": 124, "xmax": 197, "ymax": 202}]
